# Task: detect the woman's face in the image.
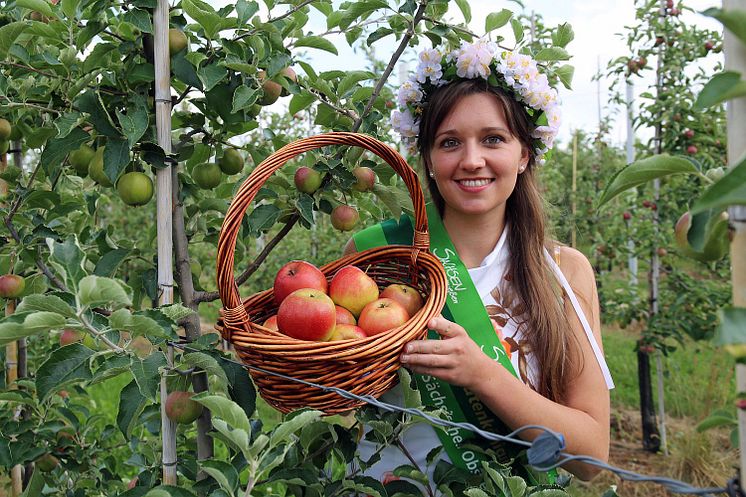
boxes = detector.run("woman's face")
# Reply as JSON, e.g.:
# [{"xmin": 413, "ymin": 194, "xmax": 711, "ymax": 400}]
[{"xmin": 428, "ymin": 92, "xmax": 528, "ymax": 223}]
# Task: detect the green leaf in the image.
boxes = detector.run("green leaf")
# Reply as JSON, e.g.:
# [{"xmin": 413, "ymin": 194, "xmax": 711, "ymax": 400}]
[
  {"xmin": 296, "ymin": 194, "xmax": 314, "ymax": 226},
  {"xmin": 20, "ymin": 468, "xmax": 44, "ymax": 497},
  {"xmin": 39, "ymin": 127, "xmax": 90, "ymax": 177},
  {"xmin": 50, "ymin": 237, "xmax": 87, "ymax": 290},
  {"xmin": 697, "ymin": 413, "xmax": 736, "ymax": 432},
  {"xmin": 534, "ymin": 47, "xmax": 571, "ymax": 62},
  {"xmin": 212, "ymin": 418, "xmax": 251, "ymax": 455},
  {"xmin": 109, "ymin": 308, "xmax": 171, "ymax": 338},
  {"xmin": 555, "ymin": 65, "xmax": 574, "ymax": 90},
  {"xmin": 695, "ymin": 71, "xmax": 746, "ymax": 109},
  {"xmin": 131, "ymin": 352, "xmax": 167, "ymax": 400},
  {"xmin": 157, "ymin": 303, "xmax": 195, "ymax": 323},
  {"xmin": 485, "ymin": 9, "xmax": 512, "ymax": 32},
  {"xmin": 0, "ymin": 22, "xmax": 30, "ymax": 58},
  {"xmin": 144, "ymin": 486, "xmax": 199, "ymax": 497},
  {"xmin": 372, "ymin": 184, "xmax": 402, "ymax": 219},
  {"xmin": 15, "ymin": 294, "xmax": 75, "ymax": 318},
  {"xmin": 551, "ymin": 23, "xmax": 574, "ymax": 48},
  {"xmin": 248, "ymin": 204, "xmax": 281, "ymax": 233},
  {"xmin": 338, "ymin": 70, "xmax": 375, "ymax": 97},
  {"xmin": 703, "ymin": 7, "xmax": 746, "ymax": 46},
  {"xmin": 465, "ymin": 489, "xmax": 491, "ymax": 497},
  {"xmin": 198, "ymin": 63, "xmax": 228, "ymax": 92},
  {"xmin": 78, "ymin": 275, "xmax": 132, "ymax": 309},
  {"xmin": 294, "ymin": 36, "xmax": 338, "ymax": 55},
  {"xmin": 103, "ymin": 137, "xmax": 130, "ymax": 184},
  {"xmin": 510, "ymin": 18, "xmax": 524, "ymax": 43},
  {"xmin": 236, "ymin": 0, "xmax": 260, "ymax": 26},
  {"xmin": 270, "ymin": 410, "xmax": 322, "ymax": 447},
  {"xmin": 182, "ymin": 352, "xmax": 229, "ymax": 392},
  {"xmin": 0, "ymin": 311, "xmax": 67, "ymax": 346},
  {"xmin": 117, "ymin": 378, "xmax": 147, "ymax": 437},
  {"xmin": 219, "ymin": 356, "xmax": 256, "ymax": 419},
  {"xmin": 398, "ymin": 368, "xmax": 423, "ymax": 408},
  {"xmin": 181, "ymin": 0, "xmax": 234, "ymax": 39},
  {"xmin": 192, "ymin": 393, "xmax": 251, "ymax": 433},
  {"xmin": 506, "ymin": 476, "xmax": 527, "ymax": 497},
  {"xmin": 94, "ymin": 248, "xmax": 130, "ymax": 277},
  {"xmin": 453, "ymin": 0, "xmax": 471, "ymax": 23},
  {"xmin": 54, "ymin": 112, "xmax": 86, "ymax": 139},
  {"xmin": 289, "ymin": 92, "xmax": 315, "ymax": 115},
  {"xmin": 122, "ymin": 8, "xmax": 152, "ymax": 33},
  {"xmin": 231, "ymin": 85, "xmax": 259, "ymax": 114},
  {"xmin": 76, "ymin": 90, "xmax": 120, "ymax": 137},
  {"xmin": 116, "ymin": 97, "xmax": 149, "ymax": 149},
  {"xmin": 36, "ymin": 343, "xmax": 94, "ymax": 400},
  {"xmin": 692, "ymin": 155, "xmax": 746, "ymax": 213},
  {"xmin": 597, "ymin": 155, "xmax": 698, "ymax": 207},
  {"xmin": 715, "ymin": 307, "xmax": 746, "ymax": 347},
  {"xmin": 17, "ymin": 0, "xmax": 55, "ymax": 17},
  {"xmin": 367, "ymin": 26, "xmax": 393, "ymax": 46},
  {"xmin": 201, "ymin": 460, "xmax": 240, "ymax": 494}
]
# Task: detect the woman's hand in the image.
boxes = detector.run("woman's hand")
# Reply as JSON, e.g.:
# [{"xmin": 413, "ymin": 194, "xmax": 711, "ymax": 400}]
[{"xmin": 399, "ymin": 315, "xmax": 495, "ymax": 389}]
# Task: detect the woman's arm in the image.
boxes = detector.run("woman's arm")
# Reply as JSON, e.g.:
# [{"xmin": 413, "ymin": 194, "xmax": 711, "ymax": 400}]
[{"xmin": 400, "ymin": 246, "xmax": 609, "ymax": 480}]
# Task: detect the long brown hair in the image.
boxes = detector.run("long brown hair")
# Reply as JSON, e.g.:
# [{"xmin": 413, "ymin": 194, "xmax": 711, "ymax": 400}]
[{"xmin": 417, "ymin": 79, "xmax": 580, "ymax": 402}]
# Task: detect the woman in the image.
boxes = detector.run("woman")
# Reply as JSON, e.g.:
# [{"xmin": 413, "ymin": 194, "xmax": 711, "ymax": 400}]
[{"xmin": 350, "ymin": 40, "xmax": 613, "ymax": 489}]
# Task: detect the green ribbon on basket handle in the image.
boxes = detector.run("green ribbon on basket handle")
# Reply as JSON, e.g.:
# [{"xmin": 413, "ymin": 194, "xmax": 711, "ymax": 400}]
[{"xmin": 353, "ymin": 203, "xmax": 556, "ymax": 485}]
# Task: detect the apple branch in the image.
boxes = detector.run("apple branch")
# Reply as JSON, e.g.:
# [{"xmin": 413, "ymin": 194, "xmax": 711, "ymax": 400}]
[
  {"xmin": 194, "ymin": 212, "xmax": 300, "ymax": 304},
  {"xmin": 351, "ymin": 0, "xmax": 429, "ymax": 132},
  {"xmin": 305, "ymin": 87, "xmax": 359, "ymax": 121},
  {"xmin": 234, "ymin": 0, "xmax": 319, "ymax": 41}
]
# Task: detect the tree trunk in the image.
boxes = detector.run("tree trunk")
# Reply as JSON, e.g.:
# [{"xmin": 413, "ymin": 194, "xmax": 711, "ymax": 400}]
[{"xmin": 638, "ymin": 349, "xmax": 660, "ymax": 452}]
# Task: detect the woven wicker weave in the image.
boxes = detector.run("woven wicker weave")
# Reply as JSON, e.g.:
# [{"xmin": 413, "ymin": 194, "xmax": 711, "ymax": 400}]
[{"xmin": 215, "ymin": 132, "xmax": 447, "ymax": 414}]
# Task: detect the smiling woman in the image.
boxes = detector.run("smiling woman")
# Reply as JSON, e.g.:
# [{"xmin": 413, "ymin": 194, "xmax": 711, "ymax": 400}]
[{"xmin": 350, "ymin": 39, "xmax": 614, "ymax": 490}]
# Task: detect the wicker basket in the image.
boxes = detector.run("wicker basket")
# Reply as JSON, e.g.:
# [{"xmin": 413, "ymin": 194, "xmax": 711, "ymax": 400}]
[{"xmin": 215, "ymin": 132, "xmax": 447, "ymax": 414}]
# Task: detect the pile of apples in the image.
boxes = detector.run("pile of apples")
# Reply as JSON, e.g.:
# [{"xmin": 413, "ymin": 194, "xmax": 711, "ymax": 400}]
[{"xmin": 264, "ymin": 260, "xmax": 424, "ymax": 341}]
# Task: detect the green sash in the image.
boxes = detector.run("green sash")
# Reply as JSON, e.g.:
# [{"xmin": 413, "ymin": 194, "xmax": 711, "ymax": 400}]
[{"xmin": 353, "ymin": 204, "xmax": 554, "ymax": 484}]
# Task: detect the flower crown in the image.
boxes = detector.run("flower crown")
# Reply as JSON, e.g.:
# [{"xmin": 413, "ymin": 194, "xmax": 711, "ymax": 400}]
[{"xmin": 391, "ymin": 39, "xmax": 561, "ymax": 165}]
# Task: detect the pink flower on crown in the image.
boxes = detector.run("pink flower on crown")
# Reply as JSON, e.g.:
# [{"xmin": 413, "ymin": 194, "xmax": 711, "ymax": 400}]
[{"xmin": 455, "ymin": 39, "xmax": 496, "ymax": 79}]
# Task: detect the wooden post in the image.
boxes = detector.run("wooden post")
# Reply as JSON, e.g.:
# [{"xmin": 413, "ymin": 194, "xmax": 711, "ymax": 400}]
[
  {"xmin": 571, "ymin": 132, "xmax": 577, "ymax": 248},
  {"xmin": 723, "ymin": 0, "xmax": 746, "ymax": 485},
  {"xmin": 625, "ymin": 80, "xmax": 638, "ymax": 287},
  {"xmin": 153, "ymin": 0, "xmax": 177, "ymax": 485}
]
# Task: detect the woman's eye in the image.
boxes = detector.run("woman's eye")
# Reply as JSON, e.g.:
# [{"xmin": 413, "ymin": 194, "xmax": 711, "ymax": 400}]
[
  {"xmin": 485, "ymin": 135, "xmax": 503, "ymax": 145},
  {"xmin": 441, "ymin": 138, "xmax": 458, "ymax": 148}
]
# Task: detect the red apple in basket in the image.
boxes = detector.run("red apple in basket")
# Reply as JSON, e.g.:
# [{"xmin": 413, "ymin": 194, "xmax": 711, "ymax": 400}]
[
  {"xmin": 335, "ymin": 305, "xmax": 357, "ymax": 325},
  {"xmin": 277, "ymin": 288, "xmax": 336, "ymax": 341},
  {"xmin": 380, "ymin": 284, "xmax": 424, "ymax": 318},
  {"xmin": 328, "ymin": 323, "xmax": 367, "ymax": 341},
  {"xmin": 358, "ymin": 298, "xmax": 410, "ymax": 337},
  {"xmin": 329, "ymin": 265, "xmax": 379, "ymax": 318},
  {"xmin": 273, "ymin": 260, "xmax": 327, "ymax": 305},
  {"xmin": 262, "ymin": 315, "xmax": 279, "ymax": 331}
]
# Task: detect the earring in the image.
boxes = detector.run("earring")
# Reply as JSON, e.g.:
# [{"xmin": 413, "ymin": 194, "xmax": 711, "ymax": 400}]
[
  {"xmin": 428, "ymin": 170, "xmax": 435, "ymax": 178},
  {"xmin": 518, "ymin": 164, "xmax": 526, "ymax": 173}
]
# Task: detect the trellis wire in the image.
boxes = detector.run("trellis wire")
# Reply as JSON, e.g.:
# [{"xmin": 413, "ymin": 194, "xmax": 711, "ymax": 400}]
[{"xmin": 169, "ymin": 341, "xmax": 732, "ymax": 497}]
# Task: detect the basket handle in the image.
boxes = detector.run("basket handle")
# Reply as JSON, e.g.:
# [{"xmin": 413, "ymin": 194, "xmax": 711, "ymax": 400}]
[{"xmin": 216, "ymin": 132, "xmax": 430, "ymax": 320}]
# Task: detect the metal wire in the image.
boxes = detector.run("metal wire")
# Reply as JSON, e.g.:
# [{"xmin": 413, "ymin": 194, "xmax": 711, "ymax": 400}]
[{"xmin": 169, "ymin": 340, "xmax": 728, "ymax": 496}]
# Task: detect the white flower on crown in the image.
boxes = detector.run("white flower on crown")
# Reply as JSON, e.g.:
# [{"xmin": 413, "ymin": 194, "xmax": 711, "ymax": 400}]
[
  {"xmin": 392, "ymin": 39, "xmax": 563, "ymax": 164},
  {"xmin": 397, "ymin": 79, "xmax": 423, "ymax": 107},
  {"xmin": 390, "ymin": 109, "xmax": 418, "ymax": 138},
  {"xmin": 455, "ymin": 39, "xmax": 496, "ymax": 79},
  {"xmin": 416, "ymin": 48, "xmax": 443, "ymax": 84}
]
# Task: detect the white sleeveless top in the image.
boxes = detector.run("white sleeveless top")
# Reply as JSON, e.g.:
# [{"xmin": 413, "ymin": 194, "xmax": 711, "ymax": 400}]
[{"xmin": 357, "ymin": 226, "xmax": 614, "ymax": 485}]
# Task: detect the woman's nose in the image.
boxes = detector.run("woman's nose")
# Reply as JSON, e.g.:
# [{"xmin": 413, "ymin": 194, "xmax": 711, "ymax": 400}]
[{"xmin": 460, "ymin": 142, "xmax": 485, "ymax": 170}]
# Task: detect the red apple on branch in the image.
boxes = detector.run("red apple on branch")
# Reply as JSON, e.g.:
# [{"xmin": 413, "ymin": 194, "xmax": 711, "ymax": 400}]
[
  {"xmin": 59, "ymin": 329, "xmax": 84, "ymax": 346},
  {"xmin": 273, "ymin": 260, "xmax": 327, "ymax": 305},
  {"xmin": 294, "ymin": 167, "xmax": 322, "ymax": 194},
  {"xmin": 358, "ymin": 298, "xmax": 410, "ymax": 336},
  {"xmin": 0, "ymin": 274, "xmax": 25, "ymax": 298},
  {"xmin": 277, "ymin": 288, "xmax": 337, "ymax": 341},
  {"xmin": 380, "ymin": 284, "xmax": 424, "ymax": 318},
  {"xmin": 330, "ymin": 205, "xmax": 359, "ymax": 231},
  {"xmin": 329, "ymin": 265, "xmax": 379, "ymax": 318},
  {"xmin": 165, "ymin": 391, "xmax": 203, "ymax": 424},
  {"xmin": 352, "ymin": 166, "xmax": 376, "ymax": 192}
]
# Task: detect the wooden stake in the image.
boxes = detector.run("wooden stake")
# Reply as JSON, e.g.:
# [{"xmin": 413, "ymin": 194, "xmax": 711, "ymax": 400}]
[
  {"xmin": 153, "ymin": 0, "xmax": 177, "ymax": 485},
  {"xmin": 571, "ymin": 132, "xmax": 577, "ymax": 248},
  {"xmin": 723, "ymin": 0, "xmax": 746, "ymax": 485}
]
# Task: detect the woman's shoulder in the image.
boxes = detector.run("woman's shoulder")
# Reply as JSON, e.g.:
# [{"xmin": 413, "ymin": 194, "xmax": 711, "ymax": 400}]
[{"xmin": 554, "ymin": 245, "xmax": 596, "ymax": 288}]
